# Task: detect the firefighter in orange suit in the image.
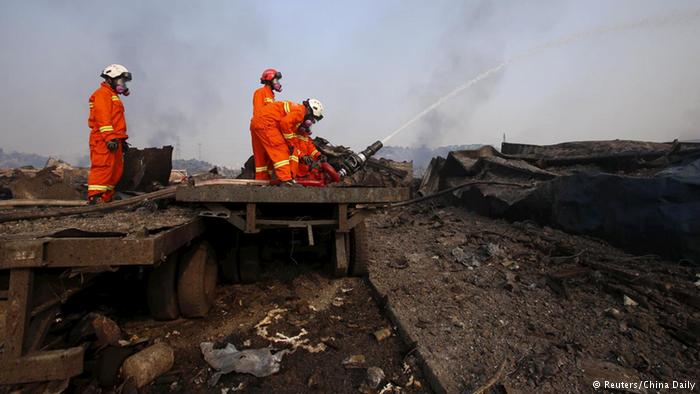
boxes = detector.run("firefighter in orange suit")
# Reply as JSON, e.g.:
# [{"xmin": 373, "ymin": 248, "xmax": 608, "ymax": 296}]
[
  {"xmin": 292, "ymin": 127, "xmax": 323, "ymax": 179},
  {"xmin": 87, "ymin": 64, "xmax": 132, "ymax": 203},
  {"xmin": 253, "ymin": 68, "xmax": 282, "ymax": 116},
  {"xmin": 250, "ymin": 99, "xmax": 324, "ymax": 185}
]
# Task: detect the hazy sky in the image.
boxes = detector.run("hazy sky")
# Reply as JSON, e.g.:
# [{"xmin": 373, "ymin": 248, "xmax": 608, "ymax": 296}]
[{"xmin": 1, "ymin": 1, "xmax": 699, "ymax": 167}]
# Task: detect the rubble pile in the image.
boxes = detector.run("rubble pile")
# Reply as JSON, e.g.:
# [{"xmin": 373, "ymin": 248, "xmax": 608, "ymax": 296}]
[
  {"xmin": 368, "ymin": 204, "xmax": 699, "ymax": 393},
  {"xmin": 419, "ymin": 140, "xmax": 700, "ymax": 262},
  {"xmin": 0, "ymin": 159, "xmax": 87, "ymax": 200}
]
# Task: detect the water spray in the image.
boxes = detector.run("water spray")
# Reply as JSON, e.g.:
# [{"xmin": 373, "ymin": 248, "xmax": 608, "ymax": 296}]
[{"xmin": 380, "ymin": 8, "xmax": 700, "ymax": 145}]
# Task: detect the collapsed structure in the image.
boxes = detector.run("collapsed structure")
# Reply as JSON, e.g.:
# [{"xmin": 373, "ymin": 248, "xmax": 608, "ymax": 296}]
[{"xmin": 419, "ymin": 140, "xmax": 700, "ymax": 262}]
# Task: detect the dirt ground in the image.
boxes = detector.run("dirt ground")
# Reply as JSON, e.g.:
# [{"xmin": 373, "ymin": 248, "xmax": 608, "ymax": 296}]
[
  {"xmin": 2, "ymin": 201, "xmax": 698, "ymax": 393},
  {"xmin": 63, "ymin": 268, "xmax": 429, "ymax": 394},
  {"xmin": 367, "ymin": 202, "xmax": 699, "ymax": 393}
]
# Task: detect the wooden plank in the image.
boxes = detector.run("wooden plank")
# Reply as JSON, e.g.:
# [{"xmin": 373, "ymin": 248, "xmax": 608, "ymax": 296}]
[
  {"xmin": 152, "ymin": 219, "xmax": 206, "ymax": 262},
  {"xmin": 43, "ymin": 238, "xmax": 155, "ymax": 267},
  {"xmin": 176, "ymin": 184, "xmax": 410, "ymax": 204},
  {"xmin": 0, "ymin": 199, "xmax": 87, "ymax": 208},
  {"xmin": 5, "ymin": 268, "xmax": 33, "ymax": 358},
  {"xmin": 245, "ymin": 203, "xmax": 258, "ymax": 234},
  {"xmin": 0, "ymin": 347, "xmax": 84, "ymax": 384},
  {"xmin": 0, "ymin": 187, "xmax": 176, "ymax": 224},
  {"xmin": 0, "ymin": 240, "xmax": 45, "ymax": 268},
  {"xmin": 195, "ymin": 179, "xmax": 270, "ymax": 186},
  {"xmin": 337, "ymin": 204, "xmax": 348, "ymax": 232},
  {"xmin": 255, "ymin": 219, "xmax": 337, "ymax": 228},
  {"xmin": 346, "ymin": 210, "xmax": 369, "ymax": 232},
  {"xmin": 331, "ymin": 232, "xmax": 349, "ymax": 278},
  {"xmin": 307, "ymin": 225, "xmax": 315, "ymax": 247},
  {"xmin": 24, "ymin": 305, "xmax": 60, "ymax": 353},
  {"xmin": 0, "ymin": 219, "xmax": 204, "ymax": 269},
  {"xmin": 227, "ymin": 214, "xmax": 247, "ymax": 232}
]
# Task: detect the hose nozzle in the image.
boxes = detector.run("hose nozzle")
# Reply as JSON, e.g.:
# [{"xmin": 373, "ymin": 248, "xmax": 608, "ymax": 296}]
[{"xmin": 336, "ymin": 140, "xmax": 384, "ymax": 178}]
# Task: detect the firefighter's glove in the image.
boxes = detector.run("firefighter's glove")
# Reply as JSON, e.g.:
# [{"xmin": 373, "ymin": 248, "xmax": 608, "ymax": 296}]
[
  {"xmin": 318, "ymin": 155, "xmax": 327, "ymax": 162},
  {"xmin": 302, "ymin": 156, "xmax": 314, "ymax": 166},
  {"xmin": 122, "ymin": 140, "xmax": 130, "ymax": 153},
  {"xmin": 107, "ymin": 139, "xmax": 120, "ymax": 152}
]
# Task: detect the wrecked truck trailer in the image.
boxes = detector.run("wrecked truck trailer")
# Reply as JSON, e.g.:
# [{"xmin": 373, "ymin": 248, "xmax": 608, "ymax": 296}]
[{"xmin": 0, "ymin": 181, "xmax": 409, "ymax": 385}]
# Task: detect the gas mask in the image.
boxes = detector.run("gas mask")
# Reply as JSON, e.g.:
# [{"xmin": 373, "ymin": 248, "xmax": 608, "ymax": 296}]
[
  {"xmin": 272, "ymin": 78, "xmax": 282, "ymax": 92},
  {"xmin": 113, "ymin": 72, "xmax": 132, "ymax": 96},
  {"xmin": 299, "ymin": 117, "xmax": 315, "ymax": 134}
]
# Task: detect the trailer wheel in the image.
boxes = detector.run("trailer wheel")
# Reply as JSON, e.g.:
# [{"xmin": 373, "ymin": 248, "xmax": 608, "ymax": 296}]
[
  {"xmin": 147, "ymin": 251, "xmax": 180, "ymax": 320},
  {"xmin": 349, "ymin": 221, "xmax": 369, "ymax": 276},
  {"xmin": 239, "ymin": 245, "xmax": 261, "ymax": 283},
  {"xmin": 177, "ymin": 241, "xmax": 218, "ymax": 318}
]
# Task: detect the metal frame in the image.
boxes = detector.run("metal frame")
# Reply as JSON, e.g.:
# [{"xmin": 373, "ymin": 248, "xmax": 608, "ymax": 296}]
[
  {"xmin": 0, "ymin": 185, "xmax": 409, "ymax": 385},
  {"xmin": 0, "ymin": 218, "xmax": 205, "ymax": 384},
  {"xmin": 195, "ymin": 185, "xmax": 408, "ymax": 278},
  {"xmin": 201, "ymin": 203, "xmax": 370, "ymax": 234},
  {"xmin": 176, "ymin": 184, "xmax": 410, "ymax": 204}
]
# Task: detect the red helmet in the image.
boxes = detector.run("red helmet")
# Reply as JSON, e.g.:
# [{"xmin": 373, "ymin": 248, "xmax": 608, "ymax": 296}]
[{"xmin": 260, "ymin": 68, "xmax": 282, "ymax": 84}]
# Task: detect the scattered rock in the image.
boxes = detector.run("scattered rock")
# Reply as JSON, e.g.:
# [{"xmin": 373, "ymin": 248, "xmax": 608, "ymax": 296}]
[
  {"xmin": 436, "ymin": 234, "xmax": 467, "ymax": 248},
  {"xmin": 373, "ymin": 327, "xmax": 392, "ymax": 342},
  {"xmin": 91, "ymin": 314, "xmax": 122, "ymax": 348},
  {"xmin": 619, "ymin": 320, "xmax": 629, "ymax": 333},
  {"xmin": 332, "ymin": 297, "xmax": 345, "ymax": 307},
  {"xmin": 485, "ymin": 243, "xmax": 506, "ymax": 258},
  {"xmin": 388, "ymin": 260, "xmax": 409, "ymax": 269},
  {"xmin": 342, "ymin": 354, "xmax": 366, "ymax": 369},
  {"xmin": 405, "ymin": 253, "xmax": 424, "ymax": 265},
  {"xmin": 366, "ymin": 366, "xmax": 385, "ymax": 389},
  {"xmin": 307, "ymin": 370, "xmax": 321, "ymax": 388},
  {"xmin": 605, "ymin": 307, "xmax": 622, "ymax": 320},
  {"xmin": 451, "ymin": 247, "xmax": 480, "ymax": 268},
  {"xmin": 68, "ymin": 313, "xmax": 122, "ymax": 348},
  {"xmin": 501, "ymin": 258, "xmax": 519, "ymax": 269},
  {"xmin": 504, "ymin": 271, "xmax": 518, "ymax": 291},
  {"xmin": 623, "ymin": 295, "xmax": 638, "ymax": 307},
  {"xmin": 121, "ymin": 343, "xmax": 175, "ymax": 388}
]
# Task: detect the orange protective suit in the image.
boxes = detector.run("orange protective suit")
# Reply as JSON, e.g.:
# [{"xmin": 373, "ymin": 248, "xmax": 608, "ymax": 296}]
[
  {"xmin": 249, "ymin": 101, "xmax": 305, "ymax": 181},
  {"xmin": 252, "ymin": 85, "xmax": 275, "ymax": 117},
  {"xmin": 87, "ymin": 82, "xmax": 128, "ymax": 202},
  {"xmin": 291, "ymin": 130, "xmax": 322, "ymax": 178}
]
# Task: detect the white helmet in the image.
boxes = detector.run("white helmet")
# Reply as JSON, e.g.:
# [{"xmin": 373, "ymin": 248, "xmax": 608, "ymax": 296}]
[
  {"xmin": 305, "ymin": 98, "xmax": 324, "ymax": 120},
  {"xmin": 101, "ymin": 64, "xmax": 132, "ymax": 81}
]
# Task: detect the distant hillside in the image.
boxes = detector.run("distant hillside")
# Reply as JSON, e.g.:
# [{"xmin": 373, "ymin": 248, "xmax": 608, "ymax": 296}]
[
  {"xmin": 1, "ymin": 147, "xmax": 239, "ymax": 177},
  {"xmin": 378, "ymin": 144, "xmax": 483, "ymax": 174},
  {"xmin": 0, "ymin": 148, "xmax": 50, "ymax": 168},
  {"xmin": 173, "ymin": 158, "xmax": 239, "ymax": 177}
]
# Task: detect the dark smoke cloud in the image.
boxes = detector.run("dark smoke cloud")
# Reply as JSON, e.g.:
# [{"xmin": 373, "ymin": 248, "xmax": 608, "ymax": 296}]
[{"xmin": 0, "ymin": 1, "xmax": 698, "ymax": 168}]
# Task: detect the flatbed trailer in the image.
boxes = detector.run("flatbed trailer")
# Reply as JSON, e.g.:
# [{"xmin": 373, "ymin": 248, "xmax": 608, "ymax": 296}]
[{"xmin": 0, "ymin": 184, "xmax": 409, "ymax": 384}]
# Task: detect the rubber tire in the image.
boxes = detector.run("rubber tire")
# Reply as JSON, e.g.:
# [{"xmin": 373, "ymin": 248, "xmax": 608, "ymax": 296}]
[
  {"xmin": 239, "ymin": 245, "xmax": 261, "ymax": 284},
  {"xmin": 177, "ymin": 241, "xmax": 218, "ymax": 318},
  {"xmin": 220, "ymin": 246, "xmax": 240, "ymax": 283},
  {"xmin": 147, "ymin": 252, "xmax": 181, "ymax": 320},
  {"xmin": 349, "ymin": 221, "xmax": 369, "ymax": 276}
]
